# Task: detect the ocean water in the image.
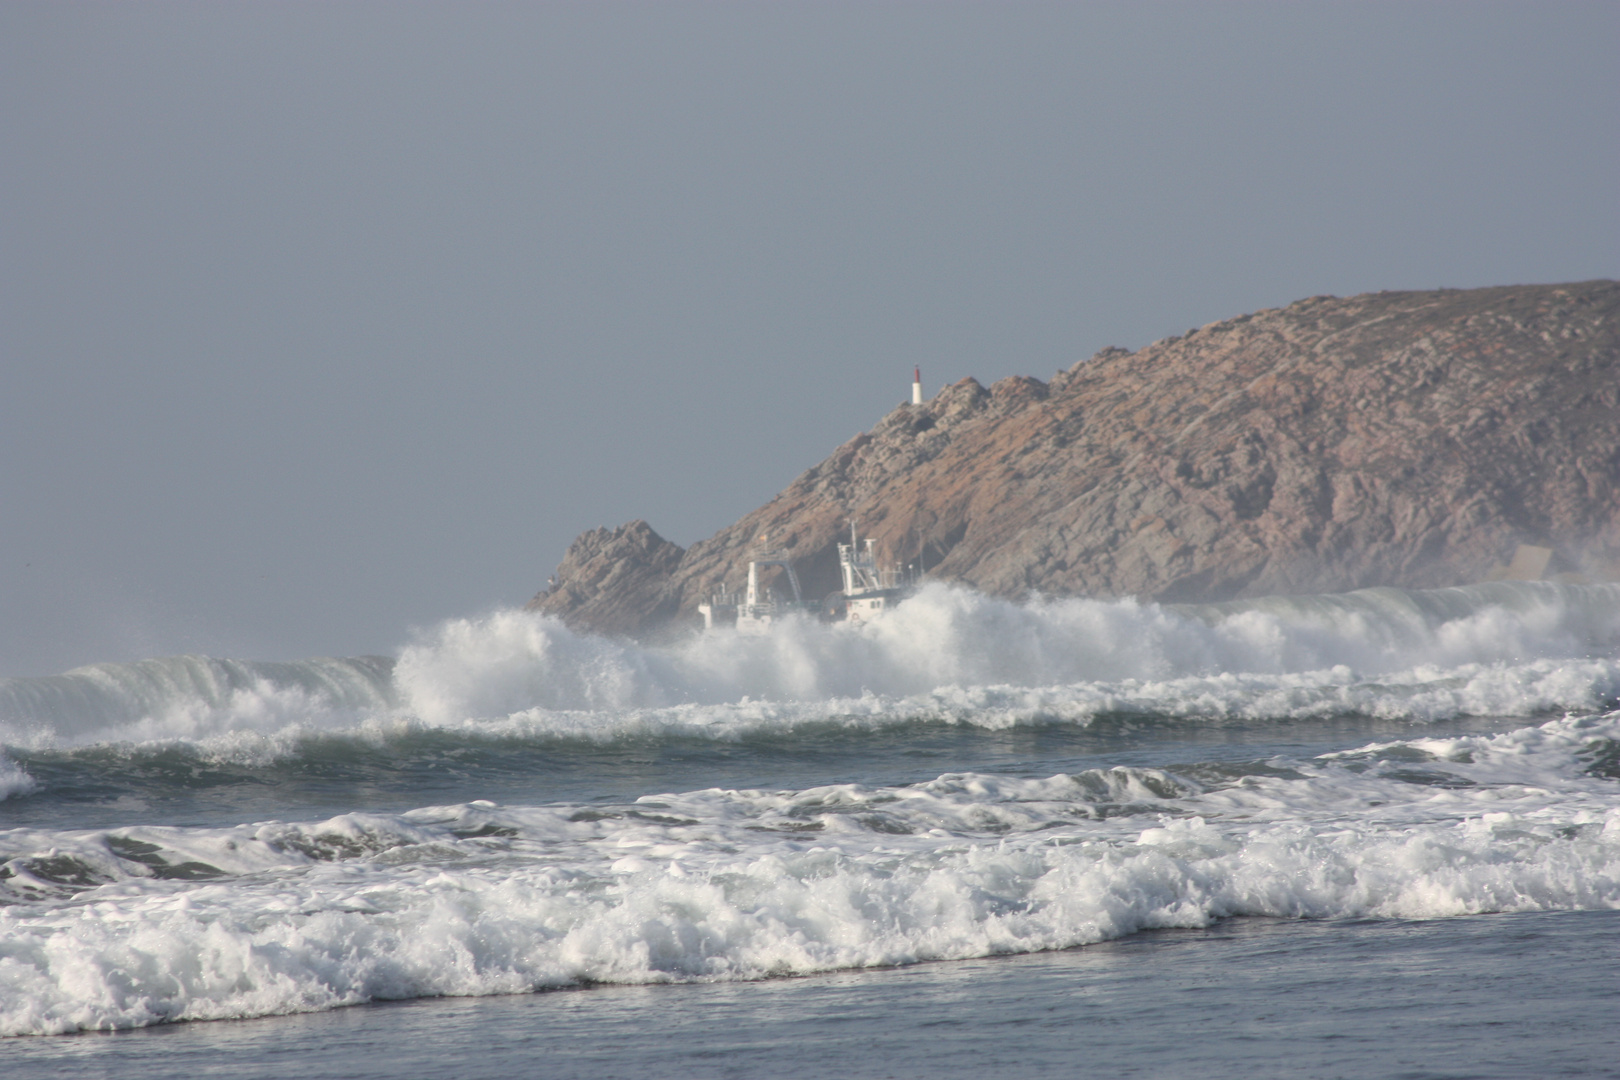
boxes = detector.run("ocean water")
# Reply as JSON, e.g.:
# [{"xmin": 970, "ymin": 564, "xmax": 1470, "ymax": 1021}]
[{"xmin": 2, "ymin": 581, "xmax": 1619, "ymax": 1077}]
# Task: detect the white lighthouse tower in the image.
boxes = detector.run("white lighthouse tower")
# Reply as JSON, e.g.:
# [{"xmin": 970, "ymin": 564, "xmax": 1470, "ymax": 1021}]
[{"xmin": 911, "ymin": 366, "xmax": 923, "ymax": 406}]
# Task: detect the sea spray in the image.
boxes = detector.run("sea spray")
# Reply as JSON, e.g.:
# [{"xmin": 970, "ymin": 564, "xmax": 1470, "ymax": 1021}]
[
  {"xmin": 2, "ymin": 583, "xmax": 1617, "ymax": 757},
  {"xmin": 0, "ymin": 655, "xmax": 396, "ymax": 749},
  {"xmin": 0, "ymin": 751, "xmax": 35, "ymax": 801},
  {"xmin": 401, "ymin": 580, "xmax": 1620, "ymax": 715}
]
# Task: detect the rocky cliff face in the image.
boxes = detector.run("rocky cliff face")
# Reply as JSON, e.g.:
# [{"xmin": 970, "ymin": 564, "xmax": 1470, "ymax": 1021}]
[{"xmin": 528, "ymin": 281, "xmax": 1620, "ymax": 636}]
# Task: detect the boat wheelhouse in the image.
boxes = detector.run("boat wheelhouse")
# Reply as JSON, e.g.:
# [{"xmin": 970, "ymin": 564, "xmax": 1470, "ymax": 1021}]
[{"xmin": 834, "ymin": 524, "xmax": 912, "ymax": 624}]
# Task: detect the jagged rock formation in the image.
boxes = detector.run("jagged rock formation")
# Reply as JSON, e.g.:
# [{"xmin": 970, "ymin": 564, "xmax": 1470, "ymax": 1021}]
[
  {"xmin": 527, "ymin": 520, "xmax": 686, "ymax": 637},
  {"xmin": 528, "ymin": 281, "xmax": 1620, "ymax": 637}
]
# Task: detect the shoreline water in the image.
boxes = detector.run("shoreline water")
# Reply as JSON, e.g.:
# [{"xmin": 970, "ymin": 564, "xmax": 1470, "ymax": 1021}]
[{"xmin": 5, "ymin": 910, "xmax": 1615, "ymax": 1079}]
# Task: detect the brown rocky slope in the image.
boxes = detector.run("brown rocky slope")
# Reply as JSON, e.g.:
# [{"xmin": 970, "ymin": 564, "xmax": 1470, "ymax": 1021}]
[{"xmin": 531, "ymin": 281, "xmax": 1620, "ymax": 637}]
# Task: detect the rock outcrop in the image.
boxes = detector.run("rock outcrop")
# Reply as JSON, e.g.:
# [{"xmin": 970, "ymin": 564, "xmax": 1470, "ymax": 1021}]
[
  {"xmin": 525, "ymin": 520, "xmax": 686, "ymax": 637},
  {"xmin": 529, "ymin": 281, "xmax": 1620, "ymax": 636}
]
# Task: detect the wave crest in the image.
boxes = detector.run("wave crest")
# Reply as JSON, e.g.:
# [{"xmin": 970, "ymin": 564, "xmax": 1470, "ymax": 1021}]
[{"xmin": 3, "ymin": 582, "xmax": 1617, "ymax": 754}]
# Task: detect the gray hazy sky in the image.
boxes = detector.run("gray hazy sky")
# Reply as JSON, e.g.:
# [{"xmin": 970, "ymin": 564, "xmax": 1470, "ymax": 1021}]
[{"xmin": 3, "ymin": 2, "xmax": 1617, "ymax": 675}]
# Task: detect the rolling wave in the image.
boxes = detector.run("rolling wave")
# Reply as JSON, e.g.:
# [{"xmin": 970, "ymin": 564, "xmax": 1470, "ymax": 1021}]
[
  {"xmin": 1, "ymin": 583, "xmax": 1616, "ymax": 767},
  {"xmin": 3, "ymin": 712, "xmax": 1616, "ymax": 1035}
]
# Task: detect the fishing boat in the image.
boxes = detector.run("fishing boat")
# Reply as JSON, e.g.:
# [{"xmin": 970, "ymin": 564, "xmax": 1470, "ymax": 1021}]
[
  {"xmin": 700, "ymin": 524, "xmax": 916, "ymax": 633},
  {"xmin": 828, "ymin": 524, "xmax": 914, "ymax": 624},
  {"xmin": 698, "ymin": 545, "xmax": 816, "ymax": 634}
]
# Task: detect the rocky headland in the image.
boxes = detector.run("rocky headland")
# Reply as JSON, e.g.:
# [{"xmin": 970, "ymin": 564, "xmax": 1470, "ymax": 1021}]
[{"xmin": 531, "ymin": 281, "xmax": 1620, "ymax": 637}]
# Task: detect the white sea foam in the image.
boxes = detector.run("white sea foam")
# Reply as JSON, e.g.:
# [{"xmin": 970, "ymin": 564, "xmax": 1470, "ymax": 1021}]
[
  {"xmin": 0, "ymin": 753, "xmax": 35, "ymax": 802},
  {"xmin": 395, "ymin": 582, "xmax": 1620, "ymax": 720},
  {"xmin": 2, "ymin": 712, "xmax": 1617, "ymax": 1035},
  {"xmin": 2, "ymin": 583, "xmax": 1616, "ymax": 757}
]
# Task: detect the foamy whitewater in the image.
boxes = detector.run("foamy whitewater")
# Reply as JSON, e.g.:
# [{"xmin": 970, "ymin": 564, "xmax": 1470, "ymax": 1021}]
[{"xmin": 2, "ymin": 581, "xmax": 1618, "ymax": 1040}]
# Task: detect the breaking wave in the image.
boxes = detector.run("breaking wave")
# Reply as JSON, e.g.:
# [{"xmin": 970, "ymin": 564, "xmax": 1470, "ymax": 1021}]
[
  {"xmin": 3, "ymin": 711, "xmax": 1617, "ymax": 1035},
  {"xmin": 0, "ymin": 583, "xmax": 1616, "ymax": 767}
]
